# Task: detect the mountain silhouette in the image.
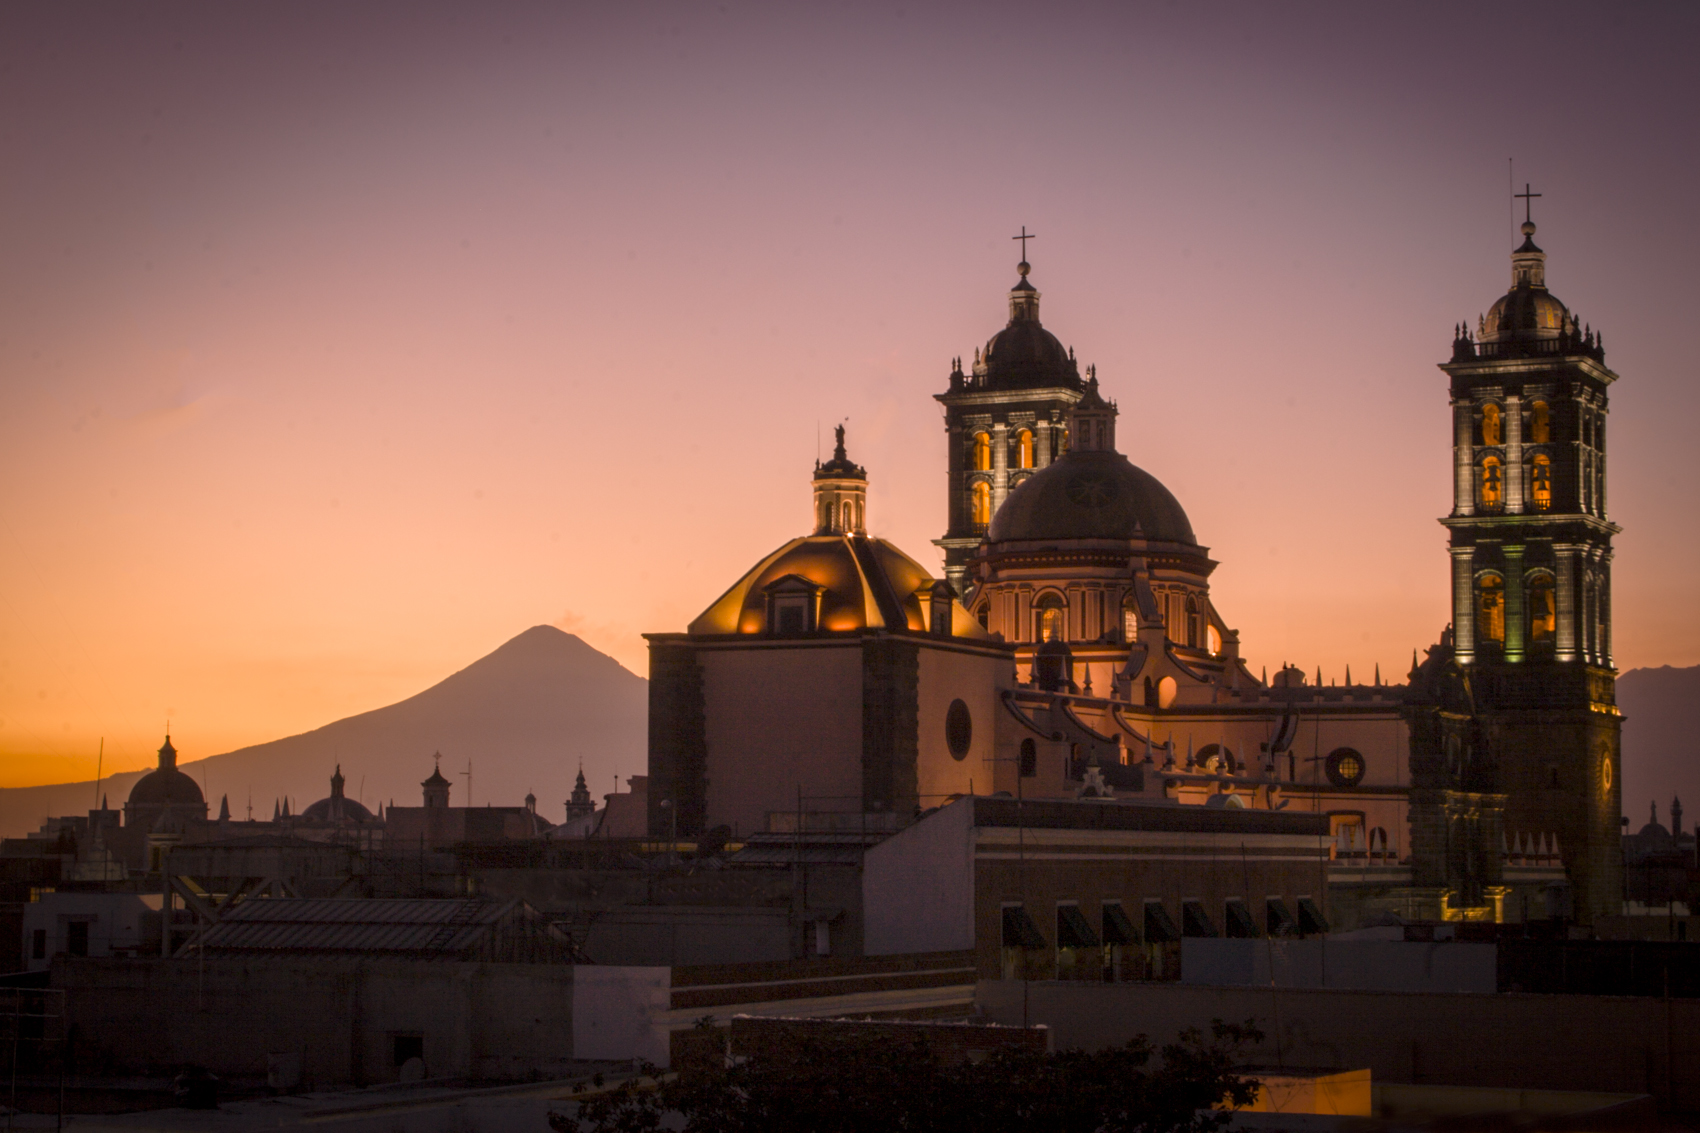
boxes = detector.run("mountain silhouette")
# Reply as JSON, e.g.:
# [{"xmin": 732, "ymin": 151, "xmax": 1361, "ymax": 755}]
[
  {"xmin": 0, "ymin": 626, "xmax": 647, "ymax": 837},
  {"xmin": 1618, "ymin": 663, "xmax": 1700, "ymax": 836}
]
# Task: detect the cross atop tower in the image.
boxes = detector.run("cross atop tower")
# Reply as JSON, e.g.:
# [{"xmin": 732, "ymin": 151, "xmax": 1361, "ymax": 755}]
[
  {"xmin": 1515, "ymin": 183, "xmax": 1542, "ymax": 225},
  {"xmin": 1012, "ymin": 226, "xmax": 1036, "ymax": 272}
]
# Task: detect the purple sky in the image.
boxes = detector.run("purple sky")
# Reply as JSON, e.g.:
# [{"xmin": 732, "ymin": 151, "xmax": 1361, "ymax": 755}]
[{"xmin": 2, "ymin": 2, "xmax": 1696, "ymax": 803}]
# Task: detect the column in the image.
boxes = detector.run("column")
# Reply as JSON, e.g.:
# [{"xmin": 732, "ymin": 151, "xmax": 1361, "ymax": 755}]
[
  {"xmin": 1453, "ymin": 402, "xmax": 1475, "ymax": 515},
  {"xmin": 1034, "ymin": 419, "xmax": 1052, "ymax": 469},
  {"xmin": 1504, "ymin": 393, "xmax": 1524, "ymax": 513},
  {"xmin": 1452, "ymin": 548, "xmax": 1475, "ymax": 664},
  {"xmin": 1554, "ymin": 546, "xmax": 1578, "ymax": 662},
  {"xmin": 991, "ymin": 422, "xmax": 1010, "ymax": 513},
  {"xmin": 1601, "ymin": 554, "xmax": 1613, "ymax": 669},
  {"xmin": 1503, "ymin": 544, "xmax": 1525, "ymax": 663}
]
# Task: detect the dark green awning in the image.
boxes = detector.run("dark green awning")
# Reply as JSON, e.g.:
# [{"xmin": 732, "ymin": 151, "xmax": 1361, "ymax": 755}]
[
  {"xmin": 1144, "ymin": 901, "xmax": 1181, "ymax": 943},
  {"xmin": 1298, "ymin": 897, "xmax": 1330, "ymax": 935},
  {"xmin": 1102, "ymin": 902, "xmax": 1138, "ymax": 946},
  {"xmin": 1002, "ymin": 905, "xmax": 1047, "ymax": 949},
  {"xmin": 1266, "ymin": 899, "xmax": 1297, "ymax": 938},
  {"xmin": 1056, "ymin": 904, "xmax": 1100, "ymax": 948},
  {"xmin": 1182, "ymin": 900, "xmax": 1219, "ymax": 938},
  {"xmin": 1225, "ymin": 900, "xmax": 1260, "ymax": 939}
]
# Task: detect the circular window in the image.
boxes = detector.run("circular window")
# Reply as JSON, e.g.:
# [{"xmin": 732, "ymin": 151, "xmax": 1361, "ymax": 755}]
[
  {"xmin": 1324, "ymin": 748, "xmax": 1366, "ymax": 789},
  {"xmin": 945, "ymin": 699, "xmax": 972, "ymax": 761},
  {"xmin": 1601, "ymin": 755, "xmax": 1613, "ymax": 792}
]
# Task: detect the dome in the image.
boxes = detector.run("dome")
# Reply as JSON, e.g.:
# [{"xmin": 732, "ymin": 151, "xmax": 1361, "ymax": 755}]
[
  {"xmin": 689, "ymin": 535, "xmax": 989, "ymax": 639},
  {"xmin": 987, "ymin": 449, "xmax": 1197, "ymax": 546},
  {"xmin": 1483, "ymin": 286, "xmax": 1569, "ymax": 341},
  {"xmin": 982, "ymin": 317, "xmax": 1077, "ymax": 390},
  {"xmin": 127, "ymin": 767, "xmax": 206, "ymax": 809},
  {"xmin": 300, "ymin": 795, "xmax": 375, "ymax": 823}
]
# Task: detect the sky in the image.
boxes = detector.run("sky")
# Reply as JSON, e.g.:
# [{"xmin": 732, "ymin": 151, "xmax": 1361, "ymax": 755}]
[{"xmin": 2, "ymin": 2, "xmax": 1697, "ymax": 792}]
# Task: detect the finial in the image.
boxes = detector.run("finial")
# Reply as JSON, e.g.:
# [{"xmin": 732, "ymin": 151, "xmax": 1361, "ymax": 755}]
[{"xmin": 834, "ymin": 422, "xmax": 847, "ymax": 461}]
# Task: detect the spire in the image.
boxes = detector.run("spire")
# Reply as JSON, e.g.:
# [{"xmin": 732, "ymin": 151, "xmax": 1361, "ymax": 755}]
[
  {"xmin": 272, "ymin": 798, "xmax": 280, "ymax": 821},
  {"xmin": 218, "ymin": 795, "xmax": 230, "ymax": 821},
  {"xmin": 330, "ymin": 764, "xmax": 345, "ymax": 800},
  {"xmin": 157, "ymin": 732, "xmax": 178, "ymax": 772},
  {"xmin": 1345, "ymin": 664, "xmax": 1352, "ymax": 686}
]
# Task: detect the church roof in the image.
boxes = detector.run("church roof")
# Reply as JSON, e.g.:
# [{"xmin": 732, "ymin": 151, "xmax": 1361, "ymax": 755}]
[
  {"xmin": 688, "ymin": 534, "xmax": 990, "ymax": 639},
  {"xmin": 987, "ymin": 449, "xmax": 1197, "ymax": 546}
]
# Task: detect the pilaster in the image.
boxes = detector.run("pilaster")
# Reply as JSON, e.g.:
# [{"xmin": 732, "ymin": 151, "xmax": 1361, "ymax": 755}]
[
  {"xmin": 991, "ymin": 421, "xmax": 1010, "ymax": 512},
  {"xmin": 1505, "ymin": 393, "xmax": 1524, "ymax": 513},
  {"xmin": 1503, "ymin": 544, "xmax": 1525, "ymax": 663},
  {"xmin": 1554, "ymin": 545, "xmax": 1578, "ymax": 662},
  {"xmin": 1453, "ymin": 402, "xmax": 1475, "ymax": 515},
  {"xmin": 1452, "ymin": 548, "xmax": 1476, "ymax": 664}
]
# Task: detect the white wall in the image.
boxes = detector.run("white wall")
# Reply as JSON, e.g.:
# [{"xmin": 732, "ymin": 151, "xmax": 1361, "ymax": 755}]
[
  {"xmin": 863, "ymin": 797, "xmax": 975, "ymax": 955},
  {"xmin": 915, "ymin": 646, "xmax": 1010, "ymax": 805},
  {"xmin": 21, "ymin": 892, "xmax": 158, "ymax": 971},
  {"xmin": 572, "ymin": 966, "xmax": 672, "ymax": 1065}
]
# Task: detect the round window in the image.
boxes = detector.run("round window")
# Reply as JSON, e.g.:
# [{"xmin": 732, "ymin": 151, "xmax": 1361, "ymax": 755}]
[
  {"xmin": 1601, "ymin": 755, "xmax": 1613, "ymax": 792},
  {"xmin": 1324, "ymin": 748, "xmax": 1366, "ymax": 789},
  {"xmin": 945, "ymin": 699, "xmax": 972, "ymax": 761}
]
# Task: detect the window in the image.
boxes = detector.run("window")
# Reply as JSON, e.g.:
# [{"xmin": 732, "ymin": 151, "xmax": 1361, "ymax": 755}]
[
  {"xmin": 1531, "ymin": 454, "xmax": 1552, "ymax": 510},
  {"xmin": 1477, "ymin": 573, "xmax": 1505, "ymax": 644},
  {"xmin": 1329, "ymin": 813, "xmax": 1365, "ymax": 858},
  {"xmin": 975, "ymin": 603, "xmax": 990, "ymax": 631},
  {"xmin": 65, "ymin": 920, "xmax": 89, "ymax": 957},
  {"xmin": 1528, "ymin": 574, "xmax": 1556, "ymax": 643},
  {"xmin": 1101, "ymin": 902, "xmax": 1138, "ymax": 982},
  {"xmin": 1481, "ymin": 403, "xmax": 1502, "ymax": 445},
  {"xmin": 1034, "ymin": 595, "xmax": 1066, "ymax": 643},
  {"xmin": 1530, "ymin": 401, "xmax": 1550, "ymax": 443},
  {"xmin": 1480, "ymin": 456, "xmax": 1503, "ymax": 508},
  {"xmin": 970, "ymin": 482, "xmax": 991, "ymax": 529},
  {"xmin": 1224, "ymin": 900, "xmax": 1260, "ymax": 939},
  {"xmin": 1056, "ymin": 427, "xmax": 1069, "ymax": 454},
  {"xmin": 1017, "ymin": 429, "xmax": 1033, "ymax": 469},
  {"xmin": 1368, "ymin": 827, "xmax": 1389, "ymax": 856},
  {"xmin": 1184, "ymin": 595, "xmax": 1200, "ymax": 648},
  {"xmin": 1121, "ymin": 597, "xmax": 1138, "ymax": 642},
  {"xmin": 972, "ymin": 432, "xmax": 991, "ymax": 472},
  {"xmin": 30, "ymin": 929, "xmax": 45, "ymax": 961},
  {"xmin": 1000, "ymin": 904, "xmax": 1046, "ymax": 980},
  {"xmin": 945, "ymin": 700, "xmax": 972, "ymax": 761},
  {"xmin": 1297, "ymin": 897, "xmax": 1330, "ymax": 935},
  {"xmin": 1266, "ymin": 899, "xmax": 1297, "ymax": 938},
  {"xmin": 1056, "ymin": 904, "xmax": 1100, "ymax": 980},
  {"xmin": 1181, "ymin": 900, "xmax": 1218, "ymax": 938},
  {"xmin": 1324, "ymin": 748, "xmax": 1366, "ymax": 788},
  {"xmin": 1018, "ymin": 738, "xmax": 1037, "ymax": 778}
]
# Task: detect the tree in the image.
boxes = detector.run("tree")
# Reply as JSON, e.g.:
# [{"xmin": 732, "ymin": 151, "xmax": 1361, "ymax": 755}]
[{"xmin": 550, "ymin": 1020, "xmax": 1262, "ymax": 1133}]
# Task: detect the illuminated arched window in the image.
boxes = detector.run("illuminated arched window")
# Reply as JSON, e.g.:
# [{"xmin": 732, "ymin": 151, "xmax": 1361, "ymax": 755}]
[
  {"xmin": 1016, "ymin": 429, "xmax": 1033, "ymax": 469},
  {"xmin": 1034, "ymin": 594, "xmax": 1066, "ymax": 643},
  {"xmin": 1530, "ymin": 454, "xmax": 1552, "ymax": 511},
  {"xmin": 1121, "ymin": 595, "xmax": 1138, "ymax": 642},
  {"xmin": 1477, "ymin": 573, "xmax": 1505, "ymax": 645},
  {"xmin": 1480, "ymin": 456, "xmax": 1503, "ymax": 508},
  {"xmin": 1056, "ymin": 428, "xmax": 1069, "ymax": 455},
  {"xmin": 972, "ymin": 432, "xmax": 991, "ymax": 472},
  {"xmin": 1530, "ymin": 401, "xmax": 1550, "ymax": 443},
  {"xmin": 1184, "ymin": 595, "xmax": 1200, "ymax": 648},
  {"xmin": 970, "ymin": 481, "xmax": 991, "ymax": 530},
  {"xmin": 1528, "ymin": 574, "xmax": 1556, "ymax": 644},
  {"xmin": 1480, "ymin": 403, "xmax": 1502, "ymax": 446}
]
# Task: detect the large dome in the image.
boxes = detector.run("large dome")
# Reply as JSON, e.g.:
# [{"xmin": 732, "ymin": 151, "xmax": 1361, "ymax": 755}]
[
  {"xmin": 969, "ymin": 274, "xmax": 1083, "ymax": 392},
  {"xmin": 987, "ymin": 449, "xmax": 1197, "ymax": 546},
  {"xmin": 128, "ymin": 766, "xmax": 205, "ymax": 809}
]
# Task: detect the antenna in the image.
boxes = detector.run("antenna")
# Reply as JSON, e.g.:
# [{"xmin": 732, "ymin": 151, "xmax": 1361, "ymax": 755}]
[{"xmin": 93, "ymin": 738, "xmax": 103, "ymax": 809}]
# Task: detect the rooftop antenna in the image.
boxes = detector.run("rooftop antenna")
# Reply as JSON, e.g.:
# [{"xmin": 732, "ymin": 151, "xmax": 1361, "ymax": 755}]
[
  {"xmin": 460, "ymin": 760, "xmax": 472, "ymax": 809},
  {"xmin": 93, "ymin": 737, "xmax": 103, "ymax": 809}
]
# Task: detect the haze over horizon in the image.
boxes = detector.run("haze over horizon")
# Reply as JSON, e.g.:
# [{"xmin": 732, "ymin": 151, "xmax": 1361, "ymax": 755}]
[{"xmin": 3, "ymin": 2, "xmax": 1697, "ymax": 788}]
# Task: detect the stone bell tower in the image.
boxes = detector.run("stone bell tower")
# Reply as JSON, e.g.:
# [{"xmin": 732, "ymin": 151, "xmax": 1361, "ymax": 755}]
[
  {"xmin": 1420, "ymin": 191, "xmax": 1624, "ymax": 924},
  {"xmin": 935, "ymin": 234, "xmax": 1084, "ymax": 601}
]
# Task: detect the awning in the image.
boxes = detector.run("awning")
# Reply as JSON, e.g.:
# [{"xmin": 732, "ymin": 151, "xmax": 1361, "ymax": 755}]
[
  {"xmin": 1182, "ymin": 900, "xmax": 1219, "ymax": 938},
  {"xmin": 1002, "ymin": 905, "xmax": 1047, "ymax": 949},
  {"xmin": 1102, "ymin": 902, "xmax": 1139, "ymax": 947},
  {"xmin": 1224, "ymin": 900, "xmax": 1260, "ymax": 939},
  {"xmin": 1266, "ymin": 899, "xmax": 1297, "ymax": 938},
  {"xmin": 1144, "ymin": 901, "xmax": 1181, "ymax": 944},
  {"xmin": 1298, "ymin": 897, "xmax": 1330, "ymax": 935},
  {"xmin": 1056, "ymin": 905, "xmax": 1100, "ymax": 949}
]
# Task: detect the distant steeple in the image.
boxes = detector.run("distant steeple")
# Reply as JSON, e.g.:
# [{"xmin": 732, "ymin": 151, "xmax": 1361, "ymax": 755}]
[
  {"xmin": 217, "ymin": 795, "xmax": 230, "ymax": 821},
  {"xmin": 567, "ymin": 764, "xmax": 595, "ymax": 821}
]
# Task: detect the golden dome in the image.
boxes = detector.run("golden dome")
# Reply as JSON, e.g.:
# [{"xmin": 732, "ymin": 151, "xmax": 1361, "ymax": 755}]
[{"xmin": 689, "ymin": 535, "xmax": 990, "ymax": 639}]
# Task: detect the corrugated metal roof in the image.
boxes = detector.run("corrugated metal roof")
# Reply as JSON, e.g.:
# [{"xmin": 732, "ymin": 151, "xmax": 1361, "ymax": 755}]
[{"xmin": 195, "ymin": 898, "xmax": 513, "ymax": 955}]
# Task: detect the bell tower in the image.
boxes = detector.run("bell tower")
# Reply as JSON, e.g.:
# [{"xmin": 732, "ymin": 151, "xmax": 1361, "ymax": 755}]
[
  {"xmin": 1426, "ymin": 192, "xmax": 1623, "ymax": 923},
  {"xmin": 935, "ymin": 235, "xmax": 1083, "ymax": 599}
]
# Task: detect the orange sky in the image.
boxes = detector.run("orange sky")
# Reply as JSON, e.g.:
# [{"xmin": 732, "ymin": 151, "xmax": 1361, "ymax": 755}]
[{"xmin": 2, "ymin": 4, "xmax": 1697, "ymax": 793}]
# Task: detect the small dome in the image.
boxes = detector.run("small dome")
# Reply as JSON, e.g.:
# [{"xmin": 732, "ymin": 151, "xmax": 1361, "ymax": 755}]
[
  {"xmin": 1483, "ymin": 287, "xmax": 1569, "ymax": 341},
  {"xmin": 300, "ymin": 795, "xmax": 375, "ymax": 823},
  {"xmin": 988, "ymin": 450, "xmax": 1196, "ymax": 546},
  {"xmin": 690, "ymin": 535, "xmax": 988, "ymax": 638},
  {"xmin": 128, "ymin": 767, "xmax": 206, "ymax": 810},
  {"xmin": 982, "ymin": 320, "xmax": 1077, "ymax": 390}
]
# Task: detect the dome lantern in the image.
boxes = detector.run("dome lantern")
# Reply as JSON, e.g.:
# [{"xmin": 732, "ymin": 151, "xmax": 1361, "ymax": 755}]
[{"xmin": 813, "ymin": 424, "xmax": 868, "ymax": 536}]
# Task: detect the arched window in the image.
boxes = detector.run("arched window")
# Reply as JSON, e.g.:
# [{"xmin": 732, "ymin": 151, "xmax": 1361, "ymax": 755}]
[
  {"xmin": 1184, "ymin": 595, "xmax": 1200, "ymax": 648},
  {"xmin": 1016, "ymin": 429, "xmax": 1033, "ymax": 469},
  {"xmin": 1530, "ymin": 454, "xmax": 1552, "ymax": 510},
  {"xmin": 841, "ymin": 501, "xmax": 853, "ymax": 531},
  {"xmin": 1528, "ymin": 574, "xmax": 1555, "ymax": 644},
  {"xmin": 970, "ymin": 481, "xmax": 991, "ymax": 529},
  {"xmin": 1206, "ymin": 624, "xmax": 1222, "ymax": 655},
  {"xmin": 1056, "ymin": 428, "xmax": 1069, "ymax": 454},
  {"xmin": 1480, "ymin": 456, "xmax": 1503, "ymax": 508},
  {"xmin": 1530, "ymin": 401, "xmax": 1550, "ymax": 443},
  {"xmin": 1481, "ymin": 403, "xmax": 1502, "ymax": 446},
  {"xmin": 1121, "ymin": 596, "xmax": 1138, "ymax": 642},
  {"xmin": 1034, "ymin": 594, "xmax": 1066, "ymax": 643},
  {"xmin": 1477, "ymin": 573, "xmax": 1505, "ymax": 644},
  {"xmin": 972, "ymin": 432, "xmax": 991, "ymax": 472}
]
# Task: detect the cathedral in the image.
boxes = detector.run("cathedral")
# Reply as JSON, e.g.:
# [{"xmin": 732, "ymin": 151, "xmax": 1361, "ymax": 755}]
[{"xmin": 646, "ymin": 210, "xmax": 1623, "ymax": 929}]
